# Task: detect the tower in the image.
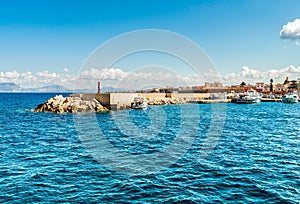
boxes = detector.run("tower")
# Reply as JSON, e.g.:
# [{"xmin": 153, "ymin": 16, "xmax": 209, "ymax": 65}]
[{"xmin": 98, "ymin": 81, "xmax": 100, "ymax": 94}]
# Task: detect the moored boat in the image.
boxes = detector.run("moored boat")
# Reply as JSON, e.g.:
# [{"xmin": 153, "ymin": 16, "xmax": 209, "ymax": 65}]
[
  {"xmin": 131, "ymin": 97, "xmax": 148, "ymax": 110},
  {"xmin": 282, "ymin": 92, "xmax": 299, "ymax": 103},
  {"xmin": 236, "ymin": 90, "xmax": 261, "ymax": 104}
]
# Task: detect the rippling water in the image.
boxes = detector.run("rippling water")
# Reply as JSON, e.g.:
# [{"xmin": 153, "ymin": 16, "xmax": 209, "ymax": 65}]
[{"xmin": 0, "ymin": 93, "xmax": 299, "ymax": 203}]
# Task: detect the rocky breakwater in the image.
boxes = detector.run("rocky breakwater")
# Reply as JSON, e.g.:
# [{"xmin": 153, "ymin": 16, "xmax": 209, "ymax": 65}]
[
  {"xmin": 33, "ymin": 95, "xmax": 109, "ymax": 113},
  {"xmin": 147, "ymin": 97, "xmax": 183, "ymax": 105}
]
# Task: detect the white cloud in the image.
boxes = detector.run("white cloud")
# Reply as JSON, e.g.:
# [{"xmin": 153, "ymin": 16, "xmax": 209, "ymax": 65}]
[
  {"xmin": 280, "ymin": 19, "xmax": 300, "ymax": 40},
  {"xmin": 76, "ymin": 66, "xmax": 300, "ymax": 89},
  {"xmin": 79, "ymin": 68, "xmax": 125, "ymax": 80},
  {"xmin": 0, "ymin": 70, "xmax": 20, "ymax": 79},
  {"xmin": 0, "ymin": 70, "xmax": 76, "ymax": 89},
  {"xmin": 76, "ymin": 68, "xmax": 189, "ymax": 90},
  {"xmin": 223, "ymin": 65, "xmax": 300, "ymax": 85},
  {"xmin": 63, "ymin": 68, "xmax": 69, "ymax": 72},
  {"xmin": 1, "ymin": 66, "xmax": 300, "ymax": 91}
]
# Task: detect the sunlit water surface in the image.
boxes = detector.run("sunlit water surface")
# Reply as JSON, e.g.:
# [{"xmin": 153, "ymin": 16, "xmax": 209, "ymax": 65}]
[{"xmin": 0, "ymin": 93, "xmax": 299, "ymax": 203}]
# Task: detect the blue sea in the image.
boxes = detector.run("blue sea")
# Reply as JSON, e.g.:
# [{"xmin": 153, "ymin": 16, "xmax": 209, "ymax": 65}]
[{"xmin": 0, "ymin": 93, "xmax": 299, "ymax": 203}]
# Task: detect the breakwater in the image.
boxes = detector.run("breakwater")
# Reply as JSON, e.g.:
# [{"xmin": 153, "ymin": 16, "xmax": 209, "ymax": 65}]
[
  {"xmin": 33, "ymin": 92, "xmax": 211, "ymax": 113},
  {"xmin": 70, "ymin": 92, "xmax": 213, "ymax": 110},
  {"xmin": 33, "ymin": 92, "xmax": 284, "ymax": 113}
]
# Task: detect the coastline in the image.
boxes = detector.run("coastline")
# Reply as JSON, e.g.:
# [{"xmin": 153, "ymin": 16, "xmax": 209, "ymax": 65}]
[{"xmin": 32, "ymin": 92, "xmax": 284, "ymax": 113}]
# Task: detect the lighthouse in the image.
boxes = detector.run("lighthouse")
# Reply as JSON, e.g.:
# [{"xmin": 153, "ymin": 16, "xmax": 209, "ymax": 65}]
[{"xmin": 97, "ymin": 81, "xmax": 100, "ymax": 94}]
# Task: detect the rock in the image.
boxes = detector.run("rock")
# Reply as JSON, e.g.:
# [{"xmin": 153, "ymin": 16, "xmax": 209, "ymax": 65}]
[
  {"xmin": 33, "ymin": 95, "xmax": 109, "ymax": 114},
  {"xmin": 146, "ymin": 97, "xmax": 183, "ymax": 106}
]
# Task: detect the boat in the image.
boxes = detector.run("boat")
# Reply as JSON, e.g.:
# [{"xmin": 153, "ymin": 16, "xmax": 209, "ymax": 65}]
[
  {"xmin": 231, "ymin": 93, "xmax": 240, "ymax": 103},
  {"xmin": 282, "ymin": 92, "xmax": 299, "ymax": 103},
  {"xmin": 236, "ymin": 89, "xmax": 261, "ymax": 104},
  {"xmin": 131, "ymin": 97, "xmax": 148, "ymax": 110}
]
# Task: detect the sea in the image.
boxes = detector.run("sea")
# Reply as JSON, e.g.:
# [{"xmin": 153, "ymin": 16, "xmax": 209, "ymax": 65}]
[{"xmin": 0, "ymin": 93, "xmax": 299, "ymax": 203}]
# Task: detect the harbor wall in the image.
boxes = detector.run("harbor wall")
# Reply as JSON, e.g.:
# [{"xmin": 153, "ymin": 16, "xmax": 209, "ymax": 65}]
[
  {"xmin": 109, "ymin": 93, "xmax": 139, "ymax": 110},
  {"xmin": 70, "ymin": 93, "xmax": 111, "ymax": 107},
  {"xmin": 171, "ymin": 93, "xmax": 211, "ymax": 102},
  {"xmin": 95, "ymin": 93, "xmax": 111, "ymax": 107},
  {"xmin": 70, "ymin": 92, "xmax": 216, "ymax": 110}
]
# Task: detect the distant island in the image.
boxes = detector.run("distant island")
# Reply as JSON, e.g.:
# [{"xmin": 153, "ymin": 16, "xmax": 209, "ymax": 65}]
[
  {"xmin": 0, "ymin": 82, "xmax": 71, "ymax": 92},
  {"xmin": 0, "ymin": 82, "xmax": 124, "ymax": 93}
]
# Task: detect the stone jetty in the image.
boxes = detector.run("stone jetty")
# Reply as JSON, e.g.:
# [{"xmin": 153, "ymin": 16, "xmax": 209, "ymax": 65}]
[
  {"xmin": 34, "ymin": 92, "xmax": 215, "ymax": 113},
  {"xmin": 70, "ymin": 93, "xmax": 195, "ymax": 110},
  {"xmin": 147, "ymin": 97, "xmax": 182, "ymax": 105},
  {"xmin": 33, "ymin": 95, "xmax": 109, "ymax": 113}
]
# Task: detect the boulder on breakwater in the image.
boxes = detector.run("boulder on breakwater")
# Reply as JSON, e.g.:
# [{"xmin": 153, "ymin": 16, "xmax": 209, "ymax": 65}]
[
  {"xmin": 33, "ymin": 95, "xmax": 109, "ymax": 113},
  {"xmin": 147, "ymin": 97, "xmax": 183, "ymax": 105}
]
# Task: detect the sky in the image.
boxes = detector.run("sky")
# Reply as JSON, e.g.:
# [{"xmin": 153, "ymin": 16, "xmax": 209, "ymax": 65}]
[{"xmin": 1, "ymin": 0, "xmax": 300, "ymax": 90}]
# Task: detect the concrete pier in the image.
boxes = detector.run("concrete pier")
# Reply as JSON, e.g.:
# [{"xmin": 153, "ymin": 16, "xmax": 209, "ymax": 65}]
[
  {"xmin": 191, "ymin": 99, "xmax": 232, "ymax": 104},
  {"xmin": 261, "ymin": 98, "xmax": 282, "ymax": 102},
  {"xmin": 58, "ymin": 92, "xmax": 286, "ymax": 111},
  {"xmin": 70, "ymin": 92, "xmax": 212, "ymax": 110}
]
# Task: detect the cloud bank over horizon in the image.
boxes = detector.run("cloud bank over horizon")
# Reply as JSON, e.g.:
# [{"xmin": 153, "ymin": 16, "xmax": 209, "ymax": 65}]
[{"xmin": 1, "ymin": 66, "xmax": 300, "ymax": 90}]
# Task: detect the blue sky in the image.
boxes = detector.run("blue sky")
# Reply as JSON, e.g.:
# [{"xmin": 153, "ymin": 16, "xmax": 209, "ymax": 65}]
[{"xmin": 1, "ymin": 0, "xmax": 300, "ymax": 88}]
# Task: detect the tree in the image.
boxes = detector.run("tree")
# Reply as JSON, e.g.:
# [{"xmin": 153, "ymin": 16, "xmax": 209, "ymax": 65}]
[
  {"xmin": 240, "ymin": 82, "xmax": 246, "ymax": 87},
  {"xmin": 283, "ymin": 77, "xmax": 289, "ymax": 85},
  {"xmin": 270, "ymin": 79, "xmax": 273, "ymax": 93}
]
